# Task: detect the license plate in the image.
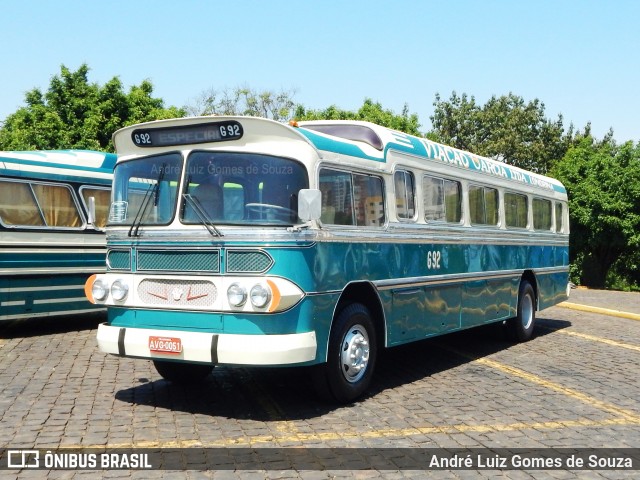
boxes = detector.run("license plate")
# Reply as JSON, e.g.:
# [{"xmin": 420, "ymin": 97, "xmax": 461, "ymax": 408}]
[{"xmin": 148, "ymin": 336, "xmax": 182, "ymax": 354}]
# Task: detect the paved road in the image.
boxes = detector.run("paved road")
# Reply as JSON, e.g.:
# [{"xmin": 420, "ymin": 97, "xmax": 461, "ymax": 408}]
[{"xmin": 1, "ymin": 289, "xmax": 639, "ymax": 478}]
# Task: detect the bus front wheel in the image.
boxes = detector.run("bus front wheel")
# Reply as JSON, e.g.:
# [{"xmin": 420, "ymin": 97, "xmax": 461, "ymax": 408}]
[
  {"xmin": 507, "ymin": 280, "xmax": 536, "ymax": 342},
  {"xmin": 314, "ymin": 303, "xmax": 377, "ymax": 403},
  {"xmin": 153, "ymin": 360, "xmax": 214, "ymax": 385}
]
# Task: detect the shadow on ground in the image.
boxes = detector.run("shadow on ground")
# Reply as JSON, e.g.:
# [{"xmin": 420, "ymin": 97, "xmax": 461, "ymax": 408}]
[{"xmin": 113, "ymin": 317, "xmax": 572, "ymax": 421}]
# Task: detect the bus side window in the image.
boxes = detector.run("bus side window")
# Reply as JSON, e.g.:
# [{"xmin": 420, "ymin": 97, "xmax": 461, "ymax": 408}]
[
  {"xmin": 469, "ymin": 185, "xmax": 499, "ymax": 226},
  {"xmin": 394, "ymin": 170, "xmax": 415, "ymax": 220},
  {"xmin": 533, "ymin": 197, "xmax": 552, "ymax": 231},
  {"xmin": 505, "ymin": 192, "xmax": 528, "ymax": 228},
  {"xmin": 31, "ymin": 184, "xmax": 82, "ymax": 227},
  {"xmin": 423, "ymin": 175, "xmax": 462, "ymax": 223},
  {"xmin": 353, "ymin": 173, "xmax": 385, "ymax": 227},
  {"xmin": 81, "ymin": 187, "xmax": 111, "ymax": 228},
  {"xmin": 319, "ymin": 169, "xmax": 353, "ymax": 225},
  {"xmin": 0, "ymin": 180, "xmax": 45, "ymax": 226}
]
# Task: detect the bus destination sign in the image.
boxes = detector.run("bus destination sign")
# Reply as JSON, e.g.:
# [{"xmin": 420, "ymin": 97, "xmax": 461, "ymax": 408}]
[{"xmin": 131, "ymin": 120, "xmax": 243, "ymax": 147}]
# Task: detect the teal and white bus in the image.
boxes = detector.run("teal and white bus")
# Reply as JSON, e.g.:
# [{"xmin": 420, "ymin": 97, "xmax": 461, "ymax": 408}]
[
  {"xmin": 1, "ymin": 150, "xmax": 114, "ymax": 321},
  {"xmin": 87, "ymin": 116, "xmax": 569, "ymax": 403}
]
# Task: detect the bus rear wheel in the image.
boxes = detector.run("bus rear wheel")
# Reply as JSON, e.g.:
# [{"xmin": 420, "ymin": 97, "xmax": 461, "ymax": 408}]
[
  {"xmin": 507, "ymin": 280, "xmax": 536, "ymax": 342},
  {"xmin": 153, "ymin": 360, "xmax": 214, "ymax": 385},
  {"xmin": 314, "ymin": 303, "xmax": 377, "ymax": 403}
]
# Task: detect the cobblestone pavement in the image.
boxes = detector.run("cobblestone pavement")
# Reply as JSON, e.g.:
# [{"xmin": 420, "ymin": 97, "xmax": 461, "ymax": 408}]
[{"xmin": 1, "ymin": 290, "xmax": 639, "ymax": 479}]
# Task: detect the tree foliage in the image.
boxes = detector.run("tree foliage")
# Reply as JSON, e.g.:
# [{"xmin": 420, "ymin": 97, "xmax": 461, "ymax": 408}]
[
  {"xmin": 4, "ymin": 66, "xmax": 640, "ymax": 291},
  {"xmin": 186, "ymin": 86, "xmax": 297, "ymax": 122},
  {"xmin": 430, "ymin": 92, "xmax": 570, "ymax": 173},
  {"xmin": 0, "ymin": 64, "xmax": 185, "ymax": 152},
  {"xmin": 552, "ymin": 137, "xmax": 640, "ymax": 289},
  {"xmin": 294, "ymin": 98, "xmax": 421, "ymax": 136}
]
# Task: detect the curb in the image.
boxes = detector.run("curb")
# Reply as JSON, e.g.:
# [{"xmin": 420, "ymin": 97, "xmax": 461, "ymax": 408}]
[{"xmin": 557, "ymin": 302, "xmax": 640, "ymax": 321}]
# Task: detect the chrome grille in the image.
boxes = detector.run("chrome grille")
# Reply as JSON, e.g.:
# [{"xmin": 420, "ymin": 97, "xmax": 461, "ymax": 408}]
[
  {"xmin": 137, "ymin": 250, "xmax": 220, "ymax": 273},
  {"xmin": 226, "ymin": 250, "xmax": 273, "ymax": 273},
  {"xmin": 107, "ymin": 250, "xmax": 131, "ymax": 270},
  {"xmin": 138, "ymin": 279, "xmax": 217, "ymax": 307}
]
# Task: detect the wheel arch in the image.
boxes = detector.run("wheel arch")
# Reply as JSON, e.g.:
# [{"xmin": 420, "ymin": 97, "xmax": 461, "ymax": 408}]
[
  {"xmin": 332, "ymin": 281, "xmax": 387, "ymax": 349},
  {"xmin": 521, "ymin": 270, "xmax": 539, "ymax": 310}
]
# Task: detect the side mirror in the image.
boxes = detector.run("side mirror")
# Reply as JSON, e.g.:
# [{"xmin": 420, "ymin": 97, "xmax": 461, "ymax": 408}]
[{"xmin": 298, "ymin": 189, "xmax": 322, "ymax": 222}]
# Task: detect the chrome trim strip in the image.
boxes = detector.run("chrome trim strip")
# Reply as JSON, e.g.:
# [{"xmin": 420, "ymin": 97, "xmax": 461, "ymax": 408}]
[
  {"xmin": 0, "ymin": 267, "xmax": 106, "ymax": 275},
  {"xmin": 374, "ymin": 270, "xmax": 524, "ymax": 290},
  {"xmin": 0, "ymin": 285, "xmax": 86, "ymax": 293},
  {"xmin": 0, "ymin": 307, "xmax": 106, "ymax": 321},
  {"xmin": 374, "ymin": 266, "xmax": 569, "ymax": 291}
]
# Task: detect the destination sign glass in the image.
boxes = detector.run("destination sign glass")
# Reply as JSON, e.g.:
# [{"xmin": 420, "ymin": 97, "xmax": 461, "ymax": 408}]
[{"xmin": 131, "ymin": 120, "xmax": 243, "ymax": 147}]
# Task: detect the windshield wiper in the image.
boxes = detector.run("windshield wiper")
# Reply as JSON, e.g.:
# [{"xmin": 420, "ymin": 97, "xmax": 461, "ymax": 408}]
[
  {"xmin": 128, "ymin": 183, "xmax": 156, "ymax": 237},
  {"xmin": 182, "ymin": 193, "xmax": 223, "ymax": 237},
  {"xmin": 128, "ymin": 164, "xmax": 166, "ymax": 237}
]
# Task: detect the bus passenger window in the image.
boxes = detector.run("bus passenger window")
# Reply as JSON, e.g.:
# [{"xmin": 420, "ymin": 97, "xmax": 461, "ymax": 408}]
[
  {"xmin": 31, "ymin": 184, "xmax": 82, "ymax": 228},
  {"xmin": 353, "ymin": 174, "xmax": 385, "ymax": 227},
  {"xmin": 423, "ymin": 175, "xmax": 462, "ymax": 223},
  {"xmin": 318, "ymin": 169, "xmax": 385, "ymax": 227},
  {"xmin": 469, "ymin": 185, "xmax": 499, "ymax": 226},
  {"xmin": 319, "ymin": 169, "xmax": 354, "ymax": 225},
  {"xmin": 0, "ymin": 180, "xmax": 45, "ymax": 226},
  {"xmin": 394, "ymin": 170, "xmax": 415, "ymax": 220},
  {"xmin": 505, "ymin": 192, "xmax": 528, "ymax": 228},
  {"xmin": 533, "ymin": 198, "xmax": 552, "ymax": 231},
  {"xmin": 81, "ymin": 187, "xmax": 111, "ymax": 228}
]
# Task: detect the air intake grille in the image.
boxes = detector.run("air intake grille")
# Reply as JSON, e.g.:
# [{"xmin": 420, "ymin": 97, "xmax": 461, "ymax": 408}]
[
  {"xmin": 226, "ymin": 250, "xmax": 273, "ymax": 273},
  {"xmin": 137, "ymin": 250, "xmax": 220, "ymax": 273},
  {"xmin": 107, "ymin": 250, "xmax": 131, "ymax": 270}
]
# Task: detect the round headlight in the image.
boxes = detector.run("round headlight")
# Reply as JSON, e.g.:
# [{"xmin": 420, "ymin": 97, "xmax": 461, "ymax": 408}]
[
  {"xmin": 250, "ymin": 283, "xmax": 271, "ymax": 308},
  {"xmin": 227, "ymin": 283, "xmax": 247, "ymax": 307},
  {"xmin": 92, "ymin": 279, "xmax": 109, "ymax": 301},
  {"xmin": 111, "ymin": 279, "xmax": 129, "ymax": 301}
]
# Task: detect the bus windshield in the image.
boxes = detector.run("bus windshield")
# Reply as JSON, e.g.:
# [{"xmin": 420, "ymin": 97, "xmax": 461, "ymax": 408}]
[
  {"xmin": 108, "ymin": 153, "xmax": 182, "ymax": 226},
  {"xmin": 181, "ymin": 151, "xmax": 308, "ymax": 226}
]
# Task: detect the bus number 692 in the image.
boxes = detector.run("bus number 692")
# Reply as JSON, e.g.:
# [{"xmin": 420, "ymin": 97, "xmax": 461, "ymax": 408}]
[{"xmin": 427, "ymin": 250, "xmax": 441, "ymax": 270}]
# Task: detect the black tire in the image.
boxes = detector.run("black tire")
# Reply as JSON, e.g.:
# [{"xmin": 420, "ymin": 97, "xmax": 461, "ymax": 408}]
[
  {"xmin": 507, "ymin": 280, "xmax": 536, "ymax": 342},
  {"xmin": 153, "ymin": 360, "xmax": 214, "ymax": 385},
  {"xmin": 313, "ymin": 303, "xmax": 377, "ymax": 403}
]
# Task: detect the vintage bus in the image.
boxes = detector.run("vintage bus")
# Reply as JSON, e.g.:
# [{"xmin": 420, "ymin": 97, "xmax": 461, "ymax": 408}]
[
  {"xmin": 1, "ymin": 150, "xmax": 114, "ymax": 321},
  {"xmin": 86, "ymin": 116, "xmax": 569, "ymax": 403}
]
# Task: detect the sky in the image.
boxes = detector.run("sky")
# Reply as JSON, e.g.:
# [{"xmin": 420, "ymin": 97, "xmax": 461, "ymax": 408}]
[{"xmin": 1, "ymin": 0, "xmax": 638, "ymax": 143}]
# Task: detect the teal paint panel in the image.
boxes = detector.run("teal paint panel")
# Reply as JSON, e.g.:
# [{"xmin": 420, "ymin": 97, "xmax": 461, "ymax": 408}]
[
  {"xmin": 1, "ymin": 274, "xmax": 99, "ymax": 319},
  {"xmin": 0, "ymin": 251, "xmax": 104, "ymax": 270},
  {"xmin": 538, "ymin": 271, "xmax": 569, "ymax": 310},
  {"xmin": 109, "ymin": 308, "xmax": 223, "ymax": 331},
  {"xmin": 385, "ymin": 283, "xmax": 462, "ymax": 346}
]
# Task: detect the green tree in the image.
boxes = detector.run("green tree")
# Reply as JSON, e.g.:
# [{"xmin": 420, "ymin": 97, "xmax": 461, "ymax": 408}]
[
  {"xmin": 551, "ymin": 137, "xmax": 640, "ymax": 288},
  {"xmin": 431, "ymin": 91, "xmax": 570, "ymax": 173},
  {"xmin": 0, "ymin": 64, "xmax": 185, "ymax": 152},
  {"xmin": 186, "ymin": 86, "xmax": 297, "ymax": 122},
  {"xmin": 294, "ymin": 98, "xmax": 421, "ymax": 136}
]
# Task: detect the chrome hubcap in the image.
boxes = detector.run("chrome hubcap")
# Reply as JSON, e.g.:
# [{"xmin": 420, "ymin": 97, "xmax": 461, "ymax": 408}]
[{"xmin": 340, "ymin": 324, "xmax": 370, "ymax": 384}]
